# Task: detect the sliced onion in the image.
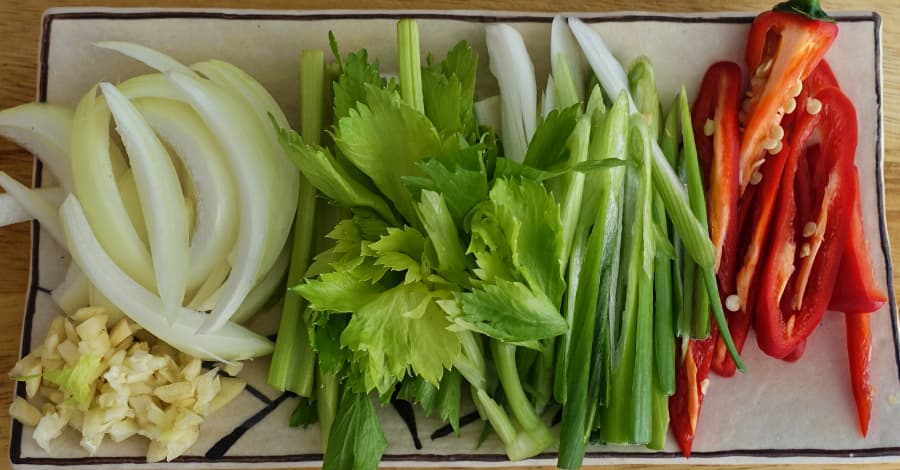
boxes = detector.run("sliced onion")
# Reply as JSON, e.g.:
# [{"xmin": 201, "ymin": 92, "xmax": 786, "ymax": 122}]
[
  {"xmin": 135, "ymin": 98, "xmax": 239, "ymax": 290},
  {"xmin": 60, "ymin": 194, "xmax": 273, "ymax": 361},
  {"xmin": 186, "ymin": 261, "xmax": 230, "ymax": 311},
  {"xmin": 0, "ymin": 187, "xmax": 64, "ymax": 227},
  {"xmin": 116, "ymin": 169, "xmax": 149, "ymax": 245},
  {"xmin": 190, "ymin": 60, "xmax": 298, "ymax": 274},
  {"xmin": 0, "ymin": 102, "xmax": 74, "ymax": 192},
  {"xmin": 71, "ymin": 86, "xmax": 156, "ymax": 290},
  {"xmin": 50, "ymin": 263, "xmax": 90, "ymax": 316},
  {"xmin": 0, "ymin": 171, "xmax": 64, "ymax": 245},
  {"xmin": 116, "ymin": 73, "xmax": 184, "ymax": 101},
  {"xmin": 230, "ymin": 243, "xmax": 290, "ymax": 324},
  {"xmin": 94, "ymin": 41, "xmax": 196, "ymax": 77},
  {"xmin": 101, "ymin": 82, "xmax": 189, "ymax": 324},
  {"xmin": 166, "ymin": 72, "xmax": 278, "ymax": 332}
]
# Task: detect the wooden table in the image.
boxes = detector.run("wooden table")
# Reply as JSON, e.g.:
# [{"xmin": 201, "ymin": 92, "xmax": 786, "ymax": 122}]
[{"xmin": 0, "ymin": 1, "xmax": 896, "ymax": 469}]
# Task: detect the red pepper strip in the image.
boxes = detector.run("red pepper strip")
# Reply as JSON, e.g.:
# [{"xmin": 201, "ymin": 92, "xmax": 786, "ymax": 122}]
[
  {"xmin": 739, "ymin": 7, "xmax": 837, "ymax": 192},
  {"xmin": 735, "ymin": 60, "xmax": 838, "ymax": 312},
  {"xmin": 782, "ymin": 338, "xmax": 806, "ymax": 362},
  {"xmin": 845, "ymin": 311, "xmax": 873, "ymax": 437},
  {"xmin": 781, "ymin": 60, "xmax": 838, "ymax": 133},
  {"xmin": 755, "ymin": 87, "xmax": 856, "ymax": 359},
  {"xmin": 692, "ymin": 61, "xmax": 741, "ymax": 276},
  {"xmin": 669, "ymin": 334, "xmax": 716, "ymax": 458},
  {"xmin": 828, "ymin": 165, "xmax": 888, "ymax": 313}
]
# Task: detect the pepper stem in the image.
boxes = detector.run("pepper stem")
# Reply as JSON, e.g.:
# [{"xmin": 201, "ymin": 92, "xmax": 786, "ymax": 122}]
[{"xmin": 773, "ymin": 0, "xmax": 834, "ymax": 22}]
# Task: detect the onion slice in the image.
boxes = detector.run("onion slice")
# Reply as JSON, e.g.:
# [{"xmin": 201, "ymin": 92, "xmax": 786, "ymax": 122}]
[
  {"xmin": 101, "ymin": 82, "xmax": 189, "ymax": 324},
  {"xmin": 191, "ymin": 60, "xmax": 298, "ymax": 275},
  {"xmin": 0, "ymin": 187, "xmax": 65, "ymax": 227},
  {"xmin": 71, "ymin": 86, "xmax": 156, "ymax": 290},
  {"xmin": 60, "ymin": 194, "xmax": 273, "ymax": 361},
  {"xmin": 231, "ymin": 243, "xmax": 290, "ymax": 324},
  {"xmin": 135, "ymin": 98, "xmax": 239, "ymax": 290},
  {"xmin": 0, "ymin": 102, "xmax": 74, "ymax": 192},
  {"xmin": 0, "ymin": 171, "xmax": 64, "ymax": 246},
  {"xmin": 94, "ymin": 41, "xmax": 196, "ymax": 77},
  {"xmin": 166, "ymin": 72, "xmax": 277, "ymax": 332},
  {"xmin": 50, "ymin": 263, "xmax": 90, "ymax": 316}
]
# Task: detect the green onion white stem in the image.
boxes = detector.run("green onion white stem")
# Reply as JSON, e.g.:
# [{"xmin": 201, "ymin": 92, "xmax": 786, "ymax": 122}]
[{"xmin": 486, "ymin": 24, "xmax": 537, "ymax": 163}]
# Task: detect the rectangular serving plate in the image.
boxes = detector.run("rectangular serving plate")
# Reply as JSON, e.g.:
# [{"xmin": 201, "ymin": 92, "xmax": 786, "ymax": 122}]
[{"xmin": 10, "ymin": 7, "xmax": 895, "ymax": 468}]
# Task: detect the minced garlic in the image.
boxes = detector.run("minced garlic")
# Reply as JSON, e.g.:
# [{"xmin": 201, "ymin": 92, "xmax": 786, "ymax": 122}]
[{"xmin": 9, "ymin": 306, "xmax": 246, "ymax": 462}]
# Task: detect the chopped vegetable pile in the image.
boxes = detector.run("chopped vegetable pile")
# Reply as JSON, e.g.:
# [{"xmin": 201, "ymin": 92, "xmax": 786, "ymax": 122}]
[
  {"xmin": 10, "ymin": 307, "xmax": 246, "ymax": 461},
  {"xmin": 0, "ymin": 0, "xmax": 886, "ymax": 466}
]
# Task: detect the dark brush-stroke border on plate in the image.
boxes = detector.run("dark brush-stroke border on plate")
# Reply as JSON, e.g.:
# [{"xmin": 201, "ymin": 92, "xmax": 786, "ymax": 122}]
[{"xmin": 10, "ymin": 8, "xmax": 893, "ymax": 467}]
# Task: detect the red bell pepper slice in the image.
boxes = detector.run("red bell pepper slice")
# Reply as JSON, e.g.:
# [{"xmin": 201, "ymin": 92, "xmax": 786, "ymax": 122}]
[
  {"xmin": 692, "ymin": 61, "xmax": 741, "ymax": 277},
  {"xmin": 669, "ymin": 334, "xmax": 715, "ymax": 458},
  {"xmin": 739, "ymin": 0, "xmax": 837, "ymax": 193},
  {"xmin": 782, "ymin": 338, "xmax": 806, "ymax": 362},
  {"xmin": 755, "ymin": 87, "xmax": 856, "ymax": 359},
  {"xmin": 717, "ymin": 61, "xmax": 842, "ymax": 375},
  {"xmin": 845, "ymin": 311, "xmax": 873, "ymax": 437},
  {"xmin": 828, "ymin": 165, "xmax": 888, "ymax": 313}
]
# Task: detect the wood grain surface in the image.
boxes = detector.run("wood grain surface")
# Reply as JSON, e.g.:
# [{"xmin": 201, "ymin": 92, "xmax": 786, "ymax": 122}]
[{"xmin": 1, "ymin": 1, "xmax": 897, "ymax": 469}]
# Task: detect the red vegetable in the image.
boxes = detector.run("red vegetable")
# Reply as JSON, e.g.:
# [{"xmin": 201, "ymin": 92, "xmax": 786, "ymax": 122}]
[
  {"xmin": 755, "ymin": 87, "xmax": 857, "ymax": 359},
  {"xmin": 739, "ymin": 1, "xmax": 837, "ymax": 192},
  {"xmin": 782, "ymin": 338, "xmax": 806, "ymax": 362},
  {"xmin": 669, "ymin": 334, "xmax": 716, "ymax": 458},
  {"xmin": 828, "ymin": 165, "xmax": 888, "ymax": 313},
  {"xmin": 845, "ymin": 312, "xmax": 873, "ymax": 437},
  {"xmin": 692, "ymin": 61, "xmax": 741, "ymax": 277}
]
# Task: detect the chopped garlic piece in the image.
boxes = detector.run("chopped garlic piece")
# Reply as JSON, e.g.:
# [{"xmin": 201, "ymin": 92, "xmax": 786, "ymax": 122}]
[
  {"xmin": 215, "ymin": 361, "xmax": 243, "ymax": 377},
  {"xmin": 155, "ymin": 382, "xmax": 194, "ymax": 403},
  {"xmin": 34, "ymin": 411, "xmax": 69, "ymax": 452},
  {"xmin": 10, "ymin": 307, "xmax": 248, "ymax": 462},
  {"xmin": 57, "ymin": 339, "xmax": 80, "ymax": 365},
  {"xmin": 108, "ymin": 318, "xmax": 133, "ymax": 347},
  {"xmin": 10, "ymin": 396, "xmax": 42, "ymax": 427},
  {"xmin": 72, "ymin": 306, "xmax": 107, "ymax": 324}
]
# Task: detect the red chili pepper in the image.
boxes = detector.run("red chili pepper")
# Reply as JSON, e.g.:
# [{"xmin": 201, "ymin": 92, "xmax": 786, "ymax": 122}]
[
  {"xmin": 692, "ymin": 61, "xmax": 741, "ymax": 277},
  {"xmin": 669, "ymin": 334, "xmax": 715, "ymax": 458},
  {"xmin": 782, "ymin": 338, "xmax": 806, "ymax": 362},
  {"xmin": 755, "ymin": 87, "xmax": 856, "ymax": 359},
  {"xmin": 739, "ymin": 0, "xmax": 837, "ymax": 192},
  {"xmin": 690, "ymin": 62, "xmax": 746, "ymax": 379},
  {"xmin": 714, "ymin": 61, "xmax": 839, "ymax": 375},
  {"xmin": 845, "ymin": 311, "xmax": 873, "ymax": 437},
  {"xmin": 828, "ymin": 165, "xmax": 888, "ymax": 313}
]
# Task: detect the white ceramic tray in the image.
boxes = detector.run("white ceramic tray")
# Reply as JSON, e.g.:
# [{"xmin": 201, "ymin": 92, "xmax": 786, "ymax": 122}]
[{"xmin": 10, "ymin": 7, "xmax": 895, "ymax": 468}]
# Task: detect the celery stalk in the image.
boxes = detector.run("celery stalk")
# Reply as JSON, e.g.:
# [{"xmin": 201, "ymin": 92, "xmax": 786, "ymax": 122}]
[
  {"xmin": 267, "ymin": 49, "xmax": 325, "ymax": 396},
  {"xmin": 398, "ymin": 19, "xmax": 424, "ymax": 113}
]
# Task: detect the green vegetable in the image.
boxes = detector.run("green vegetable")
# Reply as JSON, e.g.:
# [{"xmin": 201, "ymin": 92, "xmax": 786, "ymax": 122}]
[
  {"xmin": 43, "ymin": 354, "xmax": 102, "ymax": 411},
  {"xmin": 628, "ymin": 58, "xmax": 675, "ymax": 396},
  {"xmin": 268, "ymin": 48, "xmax": 325, "ymax": 398},
  {"xmin": 677, "ymin": 89, "xmax": 744, "ymax": 371},
  {"xmin": 322, "ymin": 389, "xmax": 387, "ymax": 470}
]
